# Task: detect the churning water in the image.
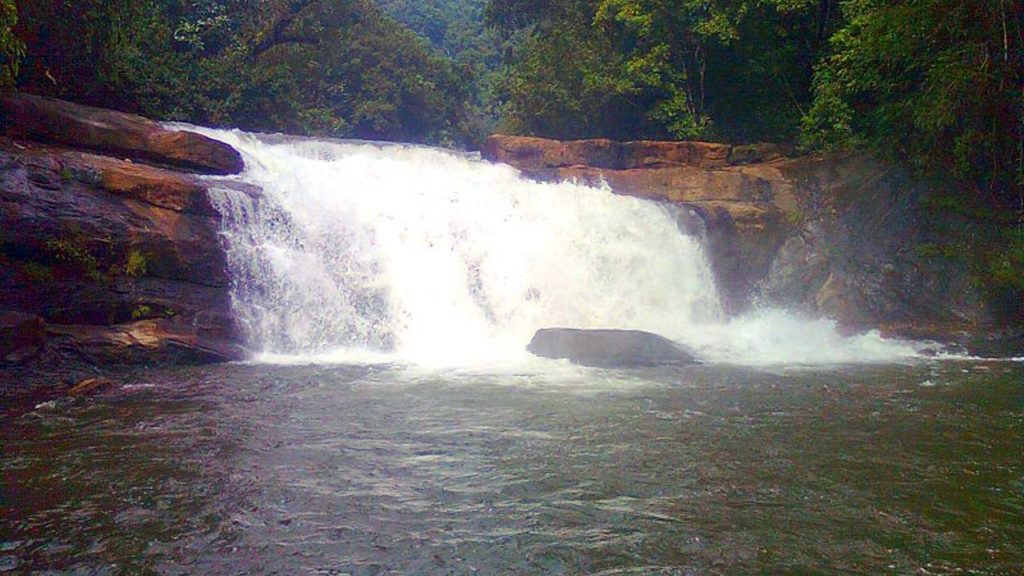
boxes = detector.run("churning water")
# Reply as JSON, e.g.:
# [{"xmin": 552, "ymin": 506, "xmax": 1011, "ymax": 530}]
[{"xmin": 194, "ymin": 129, "xmax": 924, "ymax": 367}]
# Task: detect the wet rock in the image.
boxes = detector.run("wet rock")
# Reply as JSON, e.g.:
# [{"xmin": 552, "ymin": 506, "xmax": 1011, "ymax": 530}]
[
  {"xmin": 47, "ymin": 319, "xmax": 246, "ymax": 365},
  {"xmin": 483, "ymin": 134, "xmax": 798, "ymax": 312},
  {"xmin": 68, "ymin": 377, "xmax": 120, "ymax": 397},
  {"xmin": 727, "ymin": 143, "xmax": 794, "ymax": 165},
  {"xmin": 0, "ymin": 311, "xmax": 46, "ymax": 359},
  {"xmin": 0, "ymin": 131, "xmax": 243, "ymax": 369},
  {"xmin": 65, "ymin": 150, "xmax": 218, "ymax": 216},
  {"xmin": 485, "ymin": 133, "xmax": 1019, "ymax": 351},
  {"xmin": 527, "ymin": 328, "xmax": 699, "ymax": 368},
  {"xmin": 1, "ymin": 92, "xmax": 243, "ymax": 175},
  {"xmin": 482, "ymin": 134, "xmax": 732, "ymax": 172}
]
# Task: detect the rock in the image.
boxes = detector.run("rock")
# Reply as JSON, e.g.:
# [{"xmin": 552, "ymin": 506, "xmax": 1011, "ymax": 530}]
[
  {"xmin": 0, "ymin": 138, "xmax": 231, "ymax": 288},
  {"xmin": 7, "ymin": 141, "xmax": 218, "ymax": 215},
  {"xmin": 481, "ymin": 134, "xmax": 732, "ymax": 173},
  {"xmin": 48, "ymin": 319, "xmax": 246, "ymax": 365},
  {"xmin": 0, "ymin": 311, "xmax": 46, "ymax": 358},
  {"xmin": 482, "ymin": 134, "xmax": 799, "ymax": 312},
  {"xmin": 727, "ymin": 143, "xmax": 794, "ymax": 165},
  {"xmin": 0, "ymin": 136, "xmax": 242, "ymax": 363},
  {"xmin": 69, "ymin": 150, "xmax": 218, "ymax": 216},
  {"xmin": 762, "ymin": 154, "xmax": 995, "ymax": 332},
  {"xmin": 527, "ymin": 328, "xmax": 699, "ymax": 368},
  {"xmin": 68, "ymin": 377, "xmax": 119, "ymax": 397},
  {"xmin": 1, "ymin": 92, "xmax": 244, "ymax": 175},
  {"xmin": 483, "ymin": 133, "xmax": 1020, "ymax": 352}
]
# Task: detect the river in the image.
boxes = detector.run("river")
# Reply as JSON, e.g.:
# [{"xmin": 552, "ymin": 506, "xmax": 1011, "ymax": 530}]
[{"xmin": 3, "ymin": 361, "xmax": 1022, "ymax": 574}]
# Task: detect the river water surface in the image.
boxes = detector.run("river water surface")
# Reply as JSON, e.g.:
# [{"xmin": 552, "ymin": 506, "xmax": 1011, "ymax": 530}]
[{"xmin": 3, "ymin": 360, "xmax": 1022, "ymax": 575}]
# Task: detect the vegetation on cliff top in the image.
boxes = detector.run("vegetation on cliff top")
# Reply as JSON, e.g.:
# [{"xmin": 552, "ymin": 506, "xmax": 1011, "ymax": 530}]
[
  {"xmin": 2, "ymin": 0, "xmax": 1020, "ymax": 203},
  {"xmin": 0, "ymin": 1, "xmax": 1020, "ymax": 278},
  {"xmin": 487, "ymin": 0, "xmax": 1021, "ymax": 205},
  {"xmin": 5, "ymin": 0, "xmax": 472, "ymax": 145}
]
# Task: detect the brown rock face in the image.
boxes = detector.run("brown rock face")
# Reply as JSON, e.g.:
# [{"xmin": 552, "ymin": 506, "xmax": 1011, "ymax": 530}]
[
  {"xmin": 0, "ymin": 92, "xmax": 244, "ymax": 175},
  {"xmin": 482, "ymin": 134, "xmax": 1013, "ymax": 352},
  {"xmin": 0, "ymin": 310, "xmax": 46, "ymax": 358},
  {"xmin": 49, "ymin": 320, "xmax": 245, "ymax": 364},
  {"xmin": 0, "ymin": 136, "xmax": 244, "ymax": 367},
  {"xmin": 481, "ymin": 135, "xmax": 733, "ymax": 172},
  {"xmin": 68, "ymin": 377, "xmax": 120, "ymax": 397},
  {"xmin": 482, "ymin": 134, "xmax": 796, "ymax": 311}
]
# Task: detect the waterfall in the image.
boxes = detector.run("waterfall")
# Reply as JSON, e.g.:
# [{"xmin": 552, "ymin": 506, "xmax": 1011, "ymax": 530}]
[{"xmin": 194, "ymin": 129, "xmax": 925, "ymax": 367}]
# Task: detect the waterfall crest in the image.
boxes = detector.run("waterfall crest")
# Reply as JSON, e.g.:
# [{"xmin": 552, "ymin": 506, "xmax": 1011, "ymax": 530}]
[{"xmin": 196, "ymin": 129, "xmax": 925, "ymax": 366}]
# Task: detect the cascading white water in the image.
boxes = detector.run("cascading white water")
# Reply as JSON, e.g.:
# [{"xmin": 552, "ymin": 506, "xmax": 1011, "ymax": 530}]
[{"xmin": 195, "ymin": 128, "xmax": 925, "ymax": 367}]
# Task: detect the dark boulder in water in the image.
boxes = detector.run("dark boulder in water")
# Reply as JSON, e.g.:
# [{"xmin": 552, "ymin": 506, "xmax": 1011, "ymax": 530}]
[{"xmin": 527, "ymin": 328, "xmax": 699, "ymax": 368}]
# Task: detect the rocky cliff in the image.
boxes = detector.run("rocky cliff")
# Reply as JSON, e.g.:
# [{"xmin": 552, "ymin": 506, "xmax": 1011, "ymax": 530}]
[
  {"xmin": 0, "ymin": 93, "xmax": 247, "ymax": 393},
  {"xmin": 483, "ymin": 135, "xmax": 1023, "ymax": 354}
]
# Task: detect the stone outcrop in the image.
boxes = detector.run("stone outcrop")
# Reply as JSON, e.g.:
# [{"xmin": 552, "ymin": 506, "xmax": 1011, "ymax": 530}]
[
  {"xmin": 527, "ymin": 328, "xmax": 699, "ymax": 368},
  {"xmin": 0, "ymin": 92, "xmax": 244, "ymax": 175},
  {"xmin": 0, "ymin": 93, "xmax": 248, "ymax": 384},
  {"xmin": 482, "ymin": 134, "xmax": 798, "ymax": 312},
  {"xmin": 0, "ymin": 311, "xmax": 46, "ymax": 360},
  {"xmin": 484, "ymin": 134, "xmax": 1020, "ymax": 353}
]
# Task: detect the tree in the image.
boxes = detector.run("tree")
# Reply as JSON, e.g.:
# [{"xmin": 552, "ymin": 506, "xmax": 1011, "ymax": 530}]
[
  {"xmin": 0, "ymin": 0, "xmax": 22, "ymax": 87},
  {"xmin": 803, "ymin": 0, "xmax": 1023, "ymax": 205},
  {"xmin": 485, "ymin": 0, "xmax": 839, "ymax": 142},
  {"xmin": 11, "ymin": 0, "xmax": 472, "ymax": 144}
]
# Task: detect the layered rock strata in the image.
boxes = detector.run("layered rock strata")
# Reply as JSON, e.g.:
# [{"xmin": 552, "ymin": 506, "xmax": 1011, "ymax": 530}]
[
  {"xmin": 0, "ymin": 92, "xmax": 247, "ymax": 380},
  {"xmin": 483, "ymin": 134, "xmax": 1018, "ymax": 353}
]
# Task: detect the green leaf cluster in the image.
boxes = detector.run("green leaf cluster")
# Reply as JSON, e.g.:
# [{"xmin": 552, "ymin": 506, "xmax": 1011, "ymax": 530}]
[
  {"xmin": 803, "ymin": 0, "xmax": 1022, "ymax": 204},
  {"xmin": 11, "ymin": 0, "xmax": 472, "ymax": 145},
  {"xmin": 486, "ymin": 0, "xmax": 838, "ymax": 142},
  {"xmin": 486, "ymin": 0, "xmax": 1022, "ymax": 208},
  {"xmin": 0, "ymin": 0, "xmax": 23, "ymax": 87}
]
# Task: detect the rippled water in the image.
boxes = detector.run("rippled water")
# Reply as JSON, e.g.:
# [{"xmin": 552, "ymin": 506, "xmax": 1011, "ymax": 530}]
[{"xmin": 2, "ymin": 361, "xmax": 1023, "ymax": 575}]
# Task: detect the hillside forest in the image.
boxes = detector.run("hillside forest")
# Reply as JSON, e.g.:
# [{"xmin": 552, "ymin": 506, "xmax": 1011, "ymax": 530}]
[{"xmin": 0, "ymin": 0, "xmax": 1021, "ymax": 282}]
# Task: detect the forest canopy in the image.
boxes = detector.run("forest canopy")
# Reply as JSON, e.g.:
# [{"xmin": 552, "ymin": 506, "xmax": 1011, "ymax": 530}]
[
  {"xmin": 487, "ymin": 0, "xmax": 1022, "ymax": 206},
  {"xmin": 4, "ymin": 0, "xmax": 471, "ymax": 144},
  {"xmin": 0, "ymin": 0, "xmax": 1021, "ymax": 208}
]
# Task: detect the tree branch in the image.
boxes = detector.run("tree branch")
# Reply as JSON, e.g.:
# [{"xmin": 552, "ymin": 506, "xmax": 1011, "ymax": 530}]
[{"xmin": 250, "ymin": 0, "xmax": 318, "ymax": 57}]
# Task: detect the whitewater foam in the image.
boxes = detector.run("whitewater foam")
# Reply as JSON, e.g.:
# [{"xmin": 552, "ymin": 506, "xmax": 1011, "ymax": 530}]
[{"xmin": 194, "ymin": 127, "xmax": 929, "ymax": 368}]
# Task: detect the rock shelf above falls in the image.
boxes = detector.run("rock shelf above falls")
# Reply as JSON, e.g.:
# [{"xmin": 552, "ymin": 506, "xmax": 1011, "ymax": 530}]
[{"xmin": 482, "ymin": 134, "xmax": 1017, "ymax": 355}]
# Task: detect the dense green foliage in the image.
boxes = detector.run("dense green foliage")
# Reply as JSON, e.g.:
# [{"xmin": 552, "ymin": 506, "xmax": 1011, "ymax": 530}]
[
  {"xmin": 375, "ymin": 0, "xmax": 512, "ymax": 140},
  {"xmin": 804, "ymin": 0, "xmax": 1022, "ymax": 200},
  {"xmin": 377, "ymin": 0, "xmax": 495, "ymax": 66},
  {"xmin": 12, "ymin": 0, "xmax": 470, "ymax": 143},
  {"xmin": 487, "ymin": 0, "xmax": 1022, "ymax": 206},
  {"xmin": 4, "ymin": 0, "xmax": 1023, "ymax": 213},
  {"xmin": 0, "ymin": 0, "xmax": 22, "ymax": 87},
  {"xmin": 486, "ymin": 0, "xmax": 839, "ymax": 142}
]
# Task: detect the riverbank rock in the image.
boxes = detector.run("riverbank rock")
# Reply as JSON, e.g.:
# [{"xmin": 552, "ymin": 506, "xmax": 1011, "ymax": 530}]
[
  {"xmin": 0, "ymin": 92, "xmax": 243, "ymax": 175},
  {"xmin": 485, "ymin": 134, "xmax": 1020, "ymax": 354},
  {"xmin": 0, "ymin": 100, "xmax": 248, "ymax": 394},
  {"xmin": 68, "ymin": 377, "xmax": 120, "ymax": 397},
  {"xmin": 0, "ymin": 137, "xmax": 241, "ymax": 357},
  {"xmin": 527, "ymin": 328, "xmax": 700, "ymax": 368},
  {"xmin": 0, "ymin": 311, "xmax": 46, "ymax": 360},
  {"xmin": 48, "ymin": 320, "xmax": 243, "ymax": 365}
]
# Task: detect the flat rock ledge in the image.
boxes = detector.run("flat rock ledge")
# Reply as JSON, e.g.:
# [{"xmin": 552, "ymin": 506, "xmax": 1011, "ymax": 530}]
[{"xmin": 1, "ymin": 91, "xmax": 244, "ymax": 175}]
